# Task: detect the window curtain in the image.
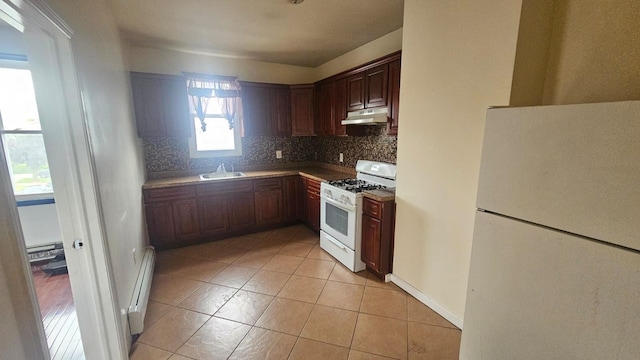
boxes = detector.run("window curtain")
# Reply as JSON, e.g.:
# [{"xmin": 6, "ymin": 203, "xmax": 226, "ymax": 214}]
[{"xmin": 184, "ymin": 72, "xmax": 242, "ymax": 132}]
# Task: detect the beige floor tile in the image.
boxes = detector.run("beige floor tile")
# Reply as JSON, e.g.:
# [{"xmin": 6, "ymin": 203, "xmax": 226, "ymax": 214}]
[
  {"xmin": 294, "ymin": 258, "xmax": 336, "ymax": 279},
  {"xmin": 252, "ymin": 236, "xmax": 289, "ymax": 253},
  {"xmin": 143, "ymin": 301, "xmax": 173, "ymax": 330},
  {"xmin": 167, "ymin": 355, "xmax": 192, "ymax": 360},
  {"xmin": 307, "ymin": 244, "xmax": 336, "ymax": 261},
  {"xmin": 317, "ymin": 280, "xmax": 365, "ymax": 311},
  {"xmin": 201, "ymin": 246, "xmax": 247, "ymax": 263},
  {"xmin": 262, "ymin": 254, "xmax": 304, "ymax": 274},
  {"xmin": 241, "ymin": 269, "xmax": 291, "ymax": 296},
  {"xmin": 138, "ymin": 307, "xmax": 210, "ymax": 352},
  {"xmin": 267, "ymin": 226, "xmax": 302, "ymax": 241},
  {"xmin": 154, "ymin": 252, "xmax": 193, "ymax": 275},
  {"xmin": 351, "ymin": 313, "xmax": 408, "ymax": 359},
  {"xmin": 278, "ymin": 242, "xmax": 314, "ymax": 257},
  {"xmin": 208, "ymin": 265, "xmax": 258, "ymax": 288},
  {"xmin": 177, "ymin": 283, "xmax": 238, "ymax": 315},
  {"xmin": 214, "ymin": 289, "xmax": 274, "ymax": 325},
  {"xmin": 228, "ymin": 327, "xmax": 297, "ymax": 360},
  {"xmin": 176, "ymin": 317, "xmax": 251, "ymax": 360},
  {"xmin": 329, "ymin": 264, "xmax": 368, "ymax": 285},
  {"xmin": 171, "ymin": 259, "xmax": 227, "ymax": 282},
  {"xmin": 149, "ymin": 273, "xmax": 206, "ymax": 305},
  {"xmin": 407, "ymin": 297, "xmax": 457, "ymax": 329},
  {"xmin": 366, "ymin": 273, "xmax": 404, "ymax": 291},
  {"xmin": 360, "ymin": 286, "xmax": 408, "ymax": 320},
  {"xmin": 170, "ymin": 241, "xmax": 226, "ymax": 259},
  {"xmin": 288, "ymin": 338, "xmax": 349, "ymax": 360},
  {"xmin": 292, "ymin": 227, "xmax": 321, "ymax": 244},
  {"xmin": 277, "ymin": 275, "xmax": 326, "ymax": 303},
  {"xmin": 129, "ymin": 342, "xmax": 172, "ymax": 360},
  {"xmin": 255, "ymin": 297, "xmax": 314, "ymax": 336},
  {"xmin": 232, "ymin": 249, "xmax": 275, "ymax": 268},
  {"xmin": 348, "ymin": 350, "xmax": 396, "ymax": 359},
  {"xmin": 301, "ymin": 305, "xmax": 358, "ymax": 347},
  {"xmin": 226, "ymin": 234, "xmax": 262, "ymax": 250},
  {"xmin": 407, "ymin": 322, "xmax": 461, "ymax": 360}
]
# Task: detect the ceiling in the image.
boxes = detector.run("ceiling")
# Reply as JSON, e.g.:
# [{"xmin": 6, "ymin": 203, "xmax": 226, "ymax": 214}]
[{"xmin": 107, "ymin": 0, "xmax": 404, "ymax": 68}]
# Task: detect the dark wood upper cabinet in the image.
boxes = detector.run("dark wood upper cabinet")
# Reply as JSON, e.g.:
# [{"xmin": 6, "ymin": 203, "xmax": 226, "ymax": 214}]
[
  {"xmin": 290, "ymin": 85, "xmax": 315, "ymax": 136},
  {"xmin": 346, "ymin": 73, "xmax": 366, "ymax": 112},
  {"xmin": 241, "ymin": 82, "xmax": 291, "ymax": 137},
  {"xmin": 387, "ymin": 58, "xmax": 401, "ymax": 136},
  {"xmin": 271, "ymin": 88, "xmax": 291, "ymax": 136},
  {"xmin": 333, "ymin": 78, "xmax": 348, "ymax": 136},
  {"xmin": 317, "ymin": 81, "xmax": 335, "ymax": 135},
  {"xmin": 365, "ymin": 64, "xmax": 389, "ymax": 109},
  {"xmin": 131, "ymin": 72, "xmax": 191, "ymax": 138}
]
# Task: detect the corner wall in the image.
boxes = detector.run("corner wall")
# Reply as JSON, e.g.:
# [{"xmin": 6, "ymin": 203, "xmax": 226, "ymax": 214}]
[
  {"xmin": 393, "ymin": 0, "xmax": 522, "ymax": 322},
  {"xmin": 45, "ymin": 0, "xmax": 147, "ymax": 346}
]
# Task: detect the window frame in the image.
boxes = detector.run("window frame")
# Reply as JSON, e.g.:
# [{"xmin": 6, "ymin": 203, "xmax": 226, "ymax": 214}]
[{"xmin": 187, "ymin": 101, "xmax": 243, "ymax": 159}]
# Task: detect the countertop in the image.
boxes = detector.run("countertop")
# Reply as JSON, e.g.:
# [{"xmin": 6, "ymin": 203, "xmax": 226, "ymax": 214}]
[
  {"xmin": 362, "ymin": 189, "xmax": 396, "ymax": 202},
  {"xmin": 142, "ymin": 166, "xmax": 356, "ymax": 190}
]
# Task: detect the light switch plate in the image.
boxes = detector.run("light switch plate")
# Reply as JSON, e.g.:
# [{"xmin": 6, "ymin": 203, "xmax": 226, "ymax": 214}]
[{"xmin": 276, "ymin": 150, "xmax": 282, "ymax": 159}]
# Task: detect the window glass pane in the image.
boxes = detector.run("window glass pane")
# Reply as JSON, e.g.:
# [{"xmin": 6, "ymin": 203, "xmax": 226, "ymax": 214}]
[
  {"xmin": 2, "ymin": 133, "xmax": 52, "ymax": 194},
  {"xmin": 193, "ymin": 116, "xmax": 236, "ymax": 151},
  {"xmin": 188, "ymin": 95, "xmax": 224, "ymax": 116},
  {"xmin": 0, "ymin": 68, "xmax": 40, "ymax": 131}
]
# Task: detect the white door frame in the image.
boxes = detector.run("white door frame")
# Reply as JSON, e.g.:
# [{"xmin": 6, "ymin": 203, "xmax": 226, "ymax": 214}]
[{"xmin": 0, "ymin": 1, "xmax": 127, "ymax": 359}]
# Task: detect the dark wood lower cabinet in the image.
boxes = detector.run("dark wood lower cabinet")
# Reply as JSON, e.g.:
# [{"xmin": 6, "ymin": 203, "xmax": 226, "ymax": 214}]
[
  {"xmin": 255, "ymin": 189, "xmax": 284, "ymax": 226},
  {"xmin": 143, "ymin": 175, "xmax": 319, "ymax": 249},
  {"xmin": 361, "ymin": 197, "xmax": 395, "ymax": 278}
]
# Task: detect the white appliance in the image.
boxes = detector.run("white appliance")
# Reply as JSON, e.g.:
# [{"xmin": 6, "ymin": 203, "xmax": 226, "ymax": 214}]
[
  {"xmin": 460, "ymin": 101, "xmax": 640, "ymax": 359},
  {"xmin": 320, "ymin": 160, "xmax": 396, "ymax": 272}
]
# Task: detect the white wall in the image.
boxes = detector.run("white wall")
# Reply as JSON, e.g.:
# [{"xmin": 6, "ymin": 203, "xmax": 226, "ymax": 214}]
[
  {"xmin": 393, "ymin": 0, "xmax": 523, "ymax": 323},
  {"xmin": 45, "ymin": 0, "xmax": 147, "ymax": 344},
  {"xmin": 18, "ymin": 202, "xmax": 63, "ymax": 248}
]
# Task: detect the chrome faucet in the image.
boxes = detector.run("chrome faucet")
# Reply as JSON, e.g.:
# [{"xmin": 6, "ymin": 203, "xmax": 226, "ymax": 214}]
[{"xmin": 216, "ymin": 163, "xmax": 226, "ymax": 174}]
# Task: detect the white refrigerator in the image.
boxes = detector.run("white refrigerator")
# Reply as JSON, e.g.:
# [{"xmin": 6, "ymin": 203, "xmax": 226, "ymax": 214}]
[{"xmin": 460, "ymin": 101, "xmax": 640, "ymax": 359}]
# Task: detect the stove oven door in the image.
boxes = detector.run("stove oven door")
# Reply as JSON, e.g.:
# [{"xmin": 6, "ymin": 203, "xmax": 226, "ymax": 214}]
[{"xmin": 320, "ymin": 195, "xmax": 357, "ymax": 250}]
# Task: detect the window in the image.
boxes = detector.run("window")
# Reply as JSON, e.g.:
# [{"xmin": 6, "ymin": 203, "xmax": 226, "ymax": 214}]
[
  {"xmin": 0, "ymin": 62, "xmax": 53, "ymax": 196},
  {"xmin": 188, "ymin": 96, "xmax": 242, "ymax": 157},
  {"xmin": 186, "ymin": 76, "xmax": 243, "ymax": 158}
]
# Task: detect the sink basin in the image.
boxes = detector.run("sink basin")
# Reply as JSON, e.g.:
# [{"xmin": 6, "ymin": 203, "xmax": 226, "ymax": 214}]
[{"xmin": 199, "ymin": 172, "xmax": 246, "ymax": 180}]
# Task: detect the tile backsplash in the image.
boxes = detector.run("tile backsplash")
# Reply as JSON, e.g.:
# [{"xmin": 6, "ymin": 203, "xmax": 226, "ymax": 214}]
[{"xmin": 144, "ymin": 127, "xmax": 397, "ymax": 178}]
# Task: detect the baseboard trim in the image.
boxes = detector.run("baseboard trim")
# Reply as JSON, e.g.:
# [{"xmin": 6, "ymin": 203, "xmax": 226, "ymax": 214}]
[{"xmin": 389, "ymin": 273, "xmax": 464, "ymax": 329}]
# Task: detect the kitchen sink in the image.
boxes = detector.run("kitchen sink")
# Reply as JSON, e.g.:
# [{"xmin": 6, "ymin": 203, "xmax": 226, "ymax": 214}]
[{"xmin": 199, "ymin": 172, "xmax": 246, "ymax": 180}]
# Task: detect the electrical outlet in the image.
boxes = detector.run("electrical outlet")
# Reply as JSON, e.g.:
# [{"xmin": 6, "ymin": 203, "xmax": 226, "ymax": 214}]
[
  {"xmin": 339, "ymin": 153, "xmax": 344, "ymax": 163},
  {"xmin": 276, "ymin": 150, "xmax": 283, "ymax": 159}
]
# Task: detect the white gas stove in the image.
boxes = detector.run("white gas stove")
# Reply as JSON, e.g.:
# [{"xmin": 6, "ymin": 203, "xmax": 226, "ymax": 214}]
[{"xmin": 320, "ymin": 160, "xmax": 397, "ymax": 272}]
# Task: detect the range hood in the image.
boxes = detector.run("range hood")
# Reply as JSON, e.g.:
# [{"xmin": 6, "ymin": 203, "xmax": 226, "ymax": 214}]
[{"xmin": 341, "ymin": 107, "xmax": 389, "ymax": 125}]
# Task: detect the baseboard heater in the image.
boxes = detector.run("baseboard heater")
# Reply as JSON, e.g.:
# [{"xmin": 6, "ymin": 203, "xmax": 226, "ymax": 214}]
[{"xmin": 128, "ymin": 246, "xmax": 155, "ymax": 335}]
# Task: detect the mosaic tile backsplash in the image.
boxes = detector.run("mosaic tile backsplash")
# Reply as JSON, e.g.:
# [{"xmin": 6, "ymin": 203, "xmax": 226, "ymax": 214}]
[{"xmin": 144, "ymin": 126, "xmax": 397, "ymax": 178}]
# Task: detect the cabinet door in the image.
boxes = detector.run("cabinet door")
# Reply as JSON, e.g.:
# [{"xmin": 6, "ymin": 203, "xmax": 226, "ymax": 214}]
[
  {"xmin": 307, "ymin": 190, "xmax": 321, "ymax": 232},
  {"xmin": 145, "ymin": 202, "xmax": 176, "ymax": 248},
  {"xmin": 271, "ymin": 88, "xmax": 291, "ymax": 136},
  {"xmin": 255, "ymin": 189, "xmax": 284, "ymax": 226},
  {"xmin": 387, "ymin": 59, "xmax": 401, "ymax": 135},
  {"xmin": 320, "ymin": 82, "xmax": 336, "ymax": 135},
  {"xmin": 365, "ymin": 64, "xmax": 388, "ymax": 109},
  {"xmin": 290, "ymin": 86, "xmax": 315, "ymax": 136},
  {"xmin": 198, "ymin": 195, "xmax": 229, "ymax": 236},
  {"xmin": 346, "ymin": 73, "xmax": 365, "ymax": 112},
  {"xmin": 242, "ymin": 84, "xmax": 271, "ymax": 136},
  {"xmin": 361, "ymin": 214, "xmax": 381, "ymax": 271},
  {"xmin": 131, "ymin": 73, "xmax": 190, "ymax": 138},
  {"xmin": 228, "ymin": 192, "xmax": 255, "ymax": 231},
  {"xmin": 283, "ymin": 176, "xmax": 301, "ymax": 221},
  {"xmin": 333, "ymin": 78, "xmax": 347, "ymax": 136},
  {"xmin": 172, "ymin": 199, "xmax": 200, "ymax": 241}
]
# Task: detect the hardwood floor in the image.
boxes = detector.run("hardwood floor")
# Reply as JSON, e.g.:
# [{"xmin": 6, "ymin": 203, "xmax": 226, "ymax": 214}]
[{"xmin": 32, "ymin": 268, "xmax": 85, "ymax": 360}]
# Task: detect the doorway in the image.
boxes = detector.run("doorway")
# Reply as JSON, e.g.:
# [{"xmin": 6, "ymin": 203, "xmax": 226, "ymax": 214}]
[
  {"xmin": 0, "ymin": 49, "xmax": 84, "ymax": 359},
  {"xmin": 0, "ymin": 1, "xmax": 128, "ymax": 359}
]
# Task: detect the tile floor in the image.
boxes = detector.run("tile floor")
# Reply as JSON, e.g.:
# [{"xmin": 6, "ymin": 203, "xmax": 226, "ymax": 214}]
[{"xmin": 131, "ymin": 224, "xmax": 461, "ymax": 360}]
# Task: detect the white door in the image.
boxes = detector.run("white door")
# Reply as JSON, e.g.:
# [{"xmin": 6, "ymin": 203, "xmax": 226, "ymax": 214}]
[{"xmin": 0, "ymin": 1, "xmax": 126, "ymax": 359}]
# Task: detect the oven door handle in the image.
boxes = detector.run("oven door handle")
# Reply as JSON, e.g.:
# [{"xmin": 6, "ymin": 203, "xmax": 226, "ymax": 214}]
[
  {"xmin": 321, "ymin": 196, "xmax": 355, "ymax": 212},
  {"xmin": 324, "ymin": 234, "xmax": 348, "ymax": 251}
]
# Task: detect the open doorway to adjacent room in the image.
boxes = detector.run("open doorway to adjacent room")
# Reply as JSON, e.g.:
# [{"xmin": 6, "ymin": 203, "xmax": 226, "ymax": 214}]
[{"xmin": 0, "ymin": 26, "xmax": 84, "ymax": 359}]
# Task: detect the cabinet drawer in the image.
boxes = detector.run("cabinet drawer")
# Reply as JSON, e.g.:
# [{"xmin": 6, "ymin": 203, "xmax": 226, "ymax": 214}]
[
  {"xmin": 305, "ymin": 178, "xmax": 321, "ymax": 194},
  {"xmin": 363, "ymin": 198, "xmax": 382, "ymax": 219},
  {"xmin": 254, "ymin": 178, "xmax": 282, "ymax": 191},
  {"xmin": 144, "ymin": 185, "xmax": 195, "ymax": 202},
  {"xmin": 197, "ymin": 180, "xmax": 254, "ymax": 196}
]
